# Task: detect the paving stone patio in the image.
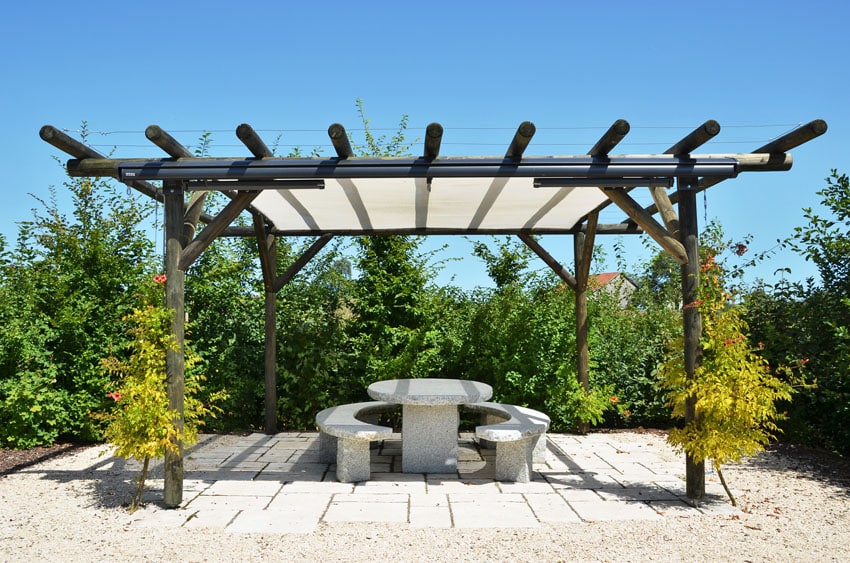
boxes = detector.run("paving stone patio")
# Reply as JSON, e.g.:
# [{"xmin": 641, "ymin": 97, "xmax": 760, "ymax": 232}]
[{"xmin": 124, "ymin": 432, "xmax": 739, "ymax": 533}]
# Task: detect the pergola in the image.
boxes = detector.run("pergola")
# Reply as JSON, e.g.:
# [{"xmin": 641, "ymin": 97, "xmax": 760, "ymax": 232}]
[{"xmin": 40, "ymin": 118, "xmax": 827, "ymax": 507}]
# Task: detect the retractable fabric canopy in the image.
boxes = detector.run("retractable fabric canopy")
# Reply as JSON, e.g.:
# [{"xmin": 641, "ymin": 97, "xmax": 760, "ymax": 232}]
[{"xmin": 69, "ymin": 154, "xmax": 735, "ymax": 235}]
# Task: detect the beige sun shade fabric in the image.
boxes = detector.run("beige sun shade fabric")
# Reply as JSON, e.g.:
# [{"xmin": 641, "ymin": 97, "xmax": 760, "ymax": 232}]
[{"xmin": 250, "ymin": 176, "xmax": 610, "ymax": 234}]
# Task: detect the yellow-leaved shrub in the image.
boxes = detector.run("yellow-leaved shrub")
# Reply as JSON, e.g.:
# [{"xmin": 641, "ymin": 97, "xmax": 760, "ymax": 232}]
[{"xmin": 660, "ymin": 253, "xmax": 795, "ymax": 505}]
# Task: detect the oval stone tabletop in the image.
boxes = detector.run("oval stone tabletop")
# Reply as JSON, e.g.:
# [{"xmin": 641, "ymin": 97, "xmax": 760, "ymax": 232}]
[{"xmin": 367, "ymin": 378, "xmax": 493, "ymax": 405}]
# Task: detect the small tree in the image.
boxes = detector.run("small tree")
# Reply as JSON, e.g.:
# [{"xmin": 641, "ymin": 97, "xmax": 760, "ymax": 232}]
[
  {"xmin": 100, "ymin": 277, "xmax": 225, "ymax": 511},
  {"xmin": 659, "ymin": 250, "xmax": 795, "ymax": 505}
]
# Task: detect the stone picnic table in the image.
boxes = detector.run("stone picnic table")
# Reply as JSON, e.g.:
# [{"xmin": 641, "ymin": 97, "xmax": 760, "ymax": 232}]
[{"xmin": 366, "ymin": 378, "xmax": 493, "ymax": 473}]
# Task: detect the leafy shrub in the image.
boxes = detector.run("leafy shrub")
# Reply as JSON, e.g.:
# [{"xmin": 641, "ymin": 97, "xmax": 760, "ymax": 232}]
[
  {"xmin": 0, "ymin": 372, "xmax": 71, "ymax": 449},
  {"xmin": 0, "ymin": 166, "xmax": 155, "ymax": 447},
  {"xmin": 101, "ymin": 292, "xmax": 226, "ymax": 511},
  {"xmin": 660, "ymin": 251, "xmax": 795, "ymax": 504},
  {"xmin": 742, "ymin": 170, "xmax": 850, "ymax": 454},
  {"xmin": 590, "ymin": 291, "xmax": 679, "ymax": 427}
]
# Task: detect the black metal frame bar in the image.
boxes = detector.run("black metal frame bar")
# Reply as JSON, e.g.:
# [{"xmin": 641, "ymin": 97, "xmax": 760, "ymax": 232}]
[{"xmin": 64, "ymin": 156, "xmax": 740, "ymax": 183}]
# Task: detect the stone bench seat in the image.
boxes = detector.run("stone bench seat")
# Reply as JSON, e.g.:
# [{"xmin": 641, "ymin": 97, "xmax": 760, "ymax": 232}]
[
  {"xmin": 464, "ymin": 402, "xmax": 549, "ymax": 482},
  {"xmin": 316, "ymin": 401, "xmax": 396, "ymax": 482}
]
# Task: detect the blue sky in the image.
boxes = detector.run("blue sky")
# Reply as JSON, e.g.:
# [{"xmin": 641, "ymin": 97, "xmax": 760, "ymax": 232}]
[{"xmin": 2, "ymin": 0, "xmax": 847, "ymax": 290}]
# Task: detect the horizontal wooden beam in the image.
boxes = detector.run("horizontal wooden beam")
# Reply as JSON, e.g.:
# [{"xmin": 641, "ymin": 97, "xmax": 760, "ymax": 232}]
[
  {"xmin": 602, "ymin": 187, "xmax": 688, "ymax": 264},
  {"xmin": 636, "ymin": 152, "xmax": 795, "ymax": 218}
]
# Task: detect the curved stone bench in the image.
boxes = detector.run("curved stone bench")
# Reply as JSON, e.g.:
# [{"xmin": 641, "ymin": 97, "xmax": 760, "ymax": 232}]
[
  {"xmin": 316, "ymin": 401, "xmax": 396, "ymax": 483},
  {"xmin": 464, "ymin": 402, "xmax": 549, "ymax": 482}
]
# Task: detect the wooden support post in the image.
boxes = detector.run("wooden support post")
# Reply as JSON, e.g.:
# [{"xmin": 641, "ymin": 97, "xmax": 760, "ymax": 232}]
[
  {"xmin": 264, "ymin": 285, "xmax": 277, "ymax": 434},
  {"xmin": 678, "ymin": 179, "xmax": 705, "ymax": 502},
  {"xmin": 254, "ymin": 216, "xmax": 278, "ymax": 434},
  {"xmin": 163, "ymin": 181, "xmax": 186, "ymax": 508},
  {"xmin": 574, "ymin": 212, "xmax": 597, "ymax": 434}
]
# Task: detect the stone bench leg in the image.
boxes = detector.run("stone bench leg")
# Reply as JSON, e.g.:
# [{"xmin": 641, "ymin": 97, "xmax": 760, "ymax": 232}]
[
  {"xmin": 336, "ymin": 438, "xmax": 372, "ymax": 483},
  {"xmin": 319, "ymin": 431, "xmax": 337, "ymax": 464},
  {"xmin": 531, "ymin": 434, "xmax": 547, "ymax": 464},
  {"xmin": 494, "ymin": 437, "xmax": 533, "ymax": 483}
]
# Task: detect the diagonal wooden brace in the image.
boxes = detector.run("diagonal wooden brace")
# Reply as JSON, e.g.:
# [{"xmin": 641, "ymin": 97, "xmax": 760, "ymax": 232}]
[
  {"xmin": 178, "ymin": 191, "xmax": 259, "ymax": 270},
  {"xmin": 601, "ymin": 187, "xmax": 688, "ymax": 264}
]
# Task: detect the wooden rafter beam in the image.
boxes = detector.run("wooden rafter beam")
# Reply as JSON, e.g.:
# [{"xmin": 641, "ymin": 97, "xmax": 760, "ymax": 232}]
[
  {"xmin": 666, "ymin": 120, "xmax": 720, "ymax": 156},
  {"xmin": 641, "ymin": 119, "xmax": 826, "ymax": 217},
  {"xmin": 601, "ymin": 187, "xmax": 688, "ymax": 264},
  {"xmin": 754, "ymin": 119, "xmax": 828, "ymax": 153},
  {"xmin": 145, "ymin": 125, "xmax": 208, "ymax": 246},
  {"xmin": 237, "ymin": 123, "xmax": 274, "ymax": 158},
  {"xmin": 588, "ymin": 119, "xmax": 630, "ymax": 158},
  {"xmin": 38, "ymin": 125, "xmax": 218, "ymax": 224},
  {"xmin": 424, "ymin": 123, "xmax": 443, "ymax": 160},
  {"xmin": 328, "ymin": 123, "xmax": 354, "ymax": 158},
  {"xmin": 649, "ymin": 121, "xmax": 721, "ymax": 236},
  {"xmin": 505, "ymin": 121, "xmax": 536, "ymax": 159}
]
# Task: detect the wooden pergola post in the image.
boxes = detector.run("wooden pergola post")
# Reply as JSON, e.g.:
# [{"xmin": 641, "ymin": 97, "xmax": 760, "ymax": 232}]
[
  {"xmin": 574, "ymin": 231, "xmax": 590, "ymax": 396},
  {"xmin": 254, "ymin": 216, "xmax": 278, "ymax": 434},
  {"xmin": 163, "ymin": 180, "xmax": 186, "ymax": 507},
  {"xmin": 573, "ymin": 212, "xmax": 598, "ymax": 433},
  {"xmin": 263, "ymin": 281, "xmax": 277, "ymax": 433},
  {"xmin": 678, "ymin": 178, "xmax": 705, "ymax": 501}
]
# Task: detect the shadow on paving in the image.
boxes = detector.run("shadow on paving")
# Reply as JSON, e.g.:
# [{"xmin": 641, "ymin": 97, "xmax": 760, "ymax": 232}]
[{"xmin": 10, "ymin": 432, "xmax": 709, "ymax": 514}]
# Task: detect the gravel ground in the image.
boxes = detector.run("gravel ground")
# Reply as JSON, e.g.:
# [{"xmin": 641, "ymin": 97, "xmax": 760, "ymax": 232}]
[{"xmin": 1, "ymin": 432, "xmax": 848, "ymax": 562}]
